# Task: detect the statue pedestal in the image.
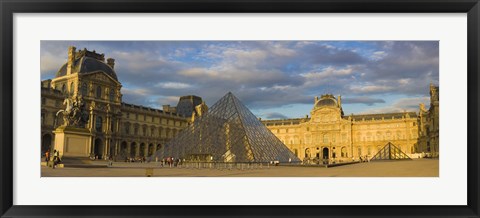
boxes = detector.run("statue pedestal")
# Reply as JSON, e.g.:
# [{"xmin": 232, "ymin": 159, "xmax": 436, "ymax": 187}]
[{"xmin": 53, "ymin": 126, "xmax": 92, "ymax": 158}]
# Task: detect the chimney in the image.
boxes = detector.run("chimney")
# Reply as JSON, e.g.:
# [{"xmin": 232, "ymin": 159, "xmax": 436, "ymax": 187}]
[
  {"xmin": 107, "ymin": 58, "xmax": 115, "ymax": 69},
  {"xmin": 66, "ymin": 46, "xmax": 76, "ymax": 75}
]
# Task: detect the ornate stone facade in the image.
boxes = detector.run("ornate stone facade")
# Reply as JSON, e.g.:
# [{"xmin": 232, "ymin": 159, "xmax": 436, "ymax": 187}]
[
  {"xmin": 41, "ymin": 47, "xmax": 197, "ymax": 160},
  {"xmin": 262, "ymin": 91, "xmax": 438, "ymax": 163},
  {"xmin": 417, "ymin": 84, "xmax": 440, "ymax": 157}
]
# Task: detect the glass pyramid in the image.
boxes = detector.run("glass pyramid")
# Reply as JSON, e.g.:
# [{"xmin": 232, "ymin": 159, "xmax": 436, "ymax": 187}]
[
  {"xmin": 152, "ymin": 92, "xmax": 300, "ymax": 163},
  {"xmin": 370, "ymin": 142, "xmax": 412, "ymax": 161}
]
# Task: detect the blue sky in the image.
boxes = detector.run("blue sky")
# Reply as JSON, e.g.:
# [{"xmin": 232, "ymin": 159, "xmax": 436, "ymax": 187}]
[{"xmin": 41, "ymin": 41, "xmax": 439, "ymax": 119}]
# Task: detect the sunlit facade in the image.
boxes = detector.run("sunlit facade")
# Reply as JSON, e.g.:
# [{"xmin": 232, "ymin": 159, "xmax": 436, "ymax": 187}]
[
  {"xmin": 262, "ymin": 90, "xmax": 439, "ymax": 163},
  {"xmin": 41, "ymin": 47, "xmax": 203, "ymax": 159}
]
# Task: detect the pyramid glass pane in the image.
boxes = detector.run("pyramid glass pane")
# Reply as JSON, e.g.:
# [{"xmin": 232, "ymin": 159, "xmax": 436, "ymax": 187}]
[
  {"xmin": 152, "ymin": 92, "xmax": 300, "ymax": 163},
  {"xmin": 370, "ymin": 142, "xmax": 411, "ymax": 161}
]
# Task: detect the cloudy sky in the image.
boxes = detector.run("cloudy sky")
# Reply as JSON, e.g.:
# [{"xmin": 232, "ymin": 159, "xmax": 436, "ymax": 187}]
[{"xmin": 41, "ymin": 41, "xmax": 438, "ymax": 119}]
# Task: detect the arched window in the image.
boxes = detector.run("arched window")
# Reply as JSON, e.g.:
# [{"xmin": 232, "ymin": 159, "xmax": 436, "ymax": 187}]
[
  {"xmin": 95, "ymin": 116, "xmax": 103, "ymax": 132},
  {"xmin": 70, "ymin": 82, "xmax": 74, "ymax": 95},
  {"xmin": 62, "ymin": 84, "xmax": 66, "ymax": 94},
  {"xmin": 109, "ymin": 89, "xmax": 115, "ymax": 101},
  {"xmin": 96, "ymin": 86, "xmax": 102, "ymax": 99},
  {"xmin": 81, "ymin": 83, "xmax": 88, "ymax": 96},
  {"xmin": 305, "ymin": 148, "xmax": 310, "ymax": 158},
  {"xmin": 341, "ymin": 147, "xmax": 347, "ymax": 157}
]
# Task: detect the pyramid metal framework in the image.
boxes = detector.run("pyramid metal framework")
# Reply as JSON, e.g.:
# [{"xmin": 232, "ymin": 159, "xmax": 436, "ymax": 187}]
[
  {"xmin": 370, "ymin": 142, "xmax": 412, "ymax": 161},
  {"xmin": 152, "ymin": 92, "xmax": 300, "ymax": 163}
]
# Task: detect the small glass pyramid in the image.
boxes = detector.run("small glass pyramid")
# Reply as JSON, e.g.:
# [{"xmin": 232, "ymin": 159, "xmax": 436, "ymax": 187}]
[
  {"xmin": 370, "ymin": 142, "xmax": 412, "ymax": 161},
  {"xmin": 152, "ymin": 92, "xmax": 300, "ymax": 163}
]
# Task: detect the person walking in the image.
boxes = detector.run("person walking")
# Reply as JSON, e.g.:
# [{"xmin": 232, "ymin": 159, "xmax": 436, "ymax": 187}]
[
  {"xmin": 52, "ymin": 149, "xmax": 58, "ymax": 169},
  {"xmin": 45, "ymin": 150, "xmax": 50, "ymax": 162},
  {"xmin": 55, "ymin": 150, "xmax": 61, "ymax": 163}
]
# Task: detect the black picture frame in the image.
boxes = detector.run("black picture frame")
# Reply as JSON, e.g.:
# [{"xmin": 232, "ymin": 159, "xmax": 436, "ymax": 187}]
[{"xmin": 1, "ymin": 0, "xmax": 479, "ymax": 217}]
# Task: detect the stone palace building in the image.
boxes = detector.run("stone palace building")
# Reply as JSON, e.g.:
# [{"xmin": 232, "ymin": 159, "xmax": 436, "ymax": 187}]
[
  {"xmin": 41, "ymin": 47, "xmax": 205, "ymax": 160},
  {"xmin": 262, "ymin": 84, "xmax": 439, "ymax": 163}
]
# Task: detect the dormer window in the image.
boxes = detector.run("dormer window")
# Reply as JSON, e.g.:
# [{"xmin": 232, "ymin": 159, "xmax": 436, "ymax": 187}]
[{"xmin": 81, "ymin": 83, "xmax": 88, "ymax": 96}]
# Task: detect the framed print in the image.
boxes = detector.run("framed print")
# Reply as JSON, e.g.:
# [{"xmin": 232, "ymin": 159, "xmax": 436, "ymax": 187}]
[{"xmin": 1, "ymin": 0, "xmax": 479, "ymax": 217}]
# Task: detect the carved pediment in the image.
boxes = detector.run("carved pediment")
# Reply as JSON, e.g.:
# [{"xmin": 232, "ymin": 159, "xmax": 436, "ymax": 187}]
[
  {"xmin": 311, "ymin": 108, "xmax": 341, "ymax": 123},
  {"xmin": 82, "ymin": 71, "xmax": 120, "ymax": 85}
]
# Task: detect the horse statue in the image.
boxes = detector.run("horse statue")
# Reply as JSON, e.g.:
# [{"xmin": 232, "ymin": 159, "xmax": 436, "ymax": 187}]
[{"xmin": 54, "ymin": 96, "xmax": 89, "ymax": 128}]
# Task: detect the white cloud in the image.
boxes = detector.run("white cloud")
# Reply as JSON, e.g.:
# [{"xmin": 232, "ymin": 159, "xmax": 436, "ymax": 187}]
[
  {"xmin": 350, "ymin": 84, "xmax": 394, "ymax": 93},
  {"xmin": 172, "ymin": 48, "xmax": 193, "ymax": 57},
  {"xmin": 359, "ymin": 96, "xmax": 429, "ymax": 114},
  {"xmin": 371, "ymin": 51, "xmax": 387, "ymax": 60},
  {"xmin": 121, "ymin": 87, "xmax": 150, "ymax": 96},
  {"xmin": 40, "ymin": 52, "xmax": 66, "ymax": 74},
  {"xmin": 155, "ymin": 82, "xmax": 192, "ymax": 89},
  {"xmin": 294, "ymin": 41, "xmax": 316, "ymax": 48},
  {"xmin": 301, "ymin": 66, "xmax": 354, "ymax": 80},
  {"xmin": 268, "ymin": 43, "xmax": 296, "ymax": 57},
  {"xmin": 398, "ymin": 78, "xmax": 411, "ymax": 86},
  {"xmin": 271, "ymin": 85, "xmax": 293, "ymax": 91},
  {"xmin": 112, "ymin": 50, "xmax": 174, "ymax": 73},
  {"xmin": 179, "ymin": 68, "xmax": 219, "ymax": 77}
]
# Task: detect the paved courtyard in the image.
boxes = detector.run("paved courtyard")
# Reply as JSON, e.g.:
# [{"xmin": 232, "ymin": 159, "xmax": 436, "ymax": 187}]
[{"xmin": 41, "ymin": 159, "xmax": 438, "ymax": 177}]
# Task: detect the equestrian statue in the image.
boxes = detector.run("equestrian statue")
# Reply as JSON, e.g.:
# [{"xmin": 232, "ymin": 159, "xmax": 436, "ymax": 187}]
[{"xmin": 55, "ymin": 95, "xmax": 90, "ymax": 128}]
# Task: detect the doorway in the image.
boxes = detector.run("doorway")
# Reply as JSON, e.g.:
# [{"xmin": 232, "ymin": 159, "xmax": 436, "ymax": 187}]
[
  {"xmin": 322, "ymin": 147, "xmax": 329, "ymax": 160},
  {"xmin": 94, "ymin": 138, "xmax": 103, "ymax": 159}
]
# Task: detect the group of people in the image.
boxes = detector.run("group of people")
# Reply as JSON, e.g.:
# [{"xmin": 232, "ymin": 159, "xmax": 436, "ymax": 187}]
[
  {"xmin": 358, "ymin": 156, "xmax": 370, "ymax": 162},
  {"xmin": 44, "ymin": 149, "xmax": 61, "ymax": 169},
  {"xmin": 122, "ymin": 156, "xmax": 181, "ymax": 167},
  {"xmin": 159, "ymin": 157, "xmax": 180, "ymax": 167},
  {"xmin": 125, "ymin": 156, "xmax": 147, "ymax": 163}
]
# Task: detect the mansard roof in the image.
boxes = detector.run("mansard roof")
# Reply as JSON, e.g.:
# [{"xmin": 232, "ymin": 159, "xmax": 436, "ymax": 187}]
[
  {"xmin": 55, "ymin": 48, "xmax": 118, "ymax": 81},
  {"xmin": 315, "ymin": 94, "xmax": 338, "ymax": 108},
  {"xmin": 349, "ymin": 112, "xmax": 417, "ymax": 121}
]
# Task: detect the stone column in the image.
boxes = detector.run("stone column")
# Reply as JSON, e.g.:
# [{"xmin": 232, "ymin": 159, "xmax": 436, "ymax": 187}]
[
  {"xmin": 89, "ymin": 111, "xmax": 94, "ymax": 130},
  {"xmin": 90, "ymin": 136, "xmax": 95, "ymax": 156}
]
